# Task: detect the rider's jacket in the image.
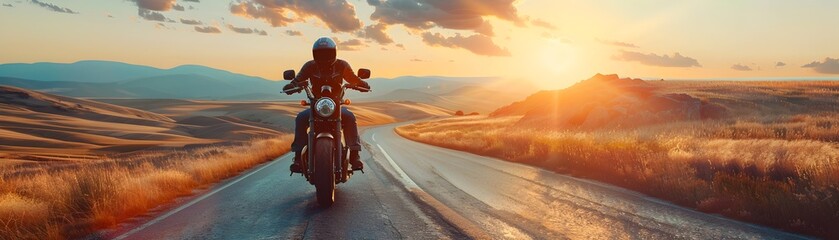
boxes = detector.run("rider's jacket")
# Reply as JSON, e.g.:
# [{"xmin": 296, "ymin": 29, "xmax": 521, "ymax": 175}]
[{"xmin": 291, "ymin": 59, "xmax": 363, "ymax": 99}]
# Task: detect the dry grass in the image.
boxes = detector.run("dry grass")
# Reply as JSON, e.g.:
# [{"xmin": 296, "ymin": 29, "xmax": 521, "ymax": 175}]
[
  {"xmin": 397, "ymin": 115, "xmax": 839, "ymax": 238},
  {"xmin": 0, "ymin": 135, "xmax": 291, "ymax": 240}
]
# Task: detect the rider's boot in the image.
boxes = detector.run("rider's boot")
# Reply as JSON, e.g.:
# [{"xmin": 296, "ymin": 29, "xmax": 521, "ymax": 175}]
[
  {"xmin": 350, "ymin": 150, "xmax": 363, "ymax": 171},
  {"xmin": 290, "ymin": 151, "xmax": 303, "ymax": 173}
]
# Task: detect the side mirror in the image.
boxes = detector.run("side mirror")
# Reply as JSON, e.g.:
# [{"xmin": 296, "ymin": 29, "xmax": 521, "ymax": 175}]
[
  {"xmin": 283, "ymin": 70, "xmax": 295, "ymax": 80},
  {"xmin": 357, "ymin": 68, "xmax": 371, "ymax": 79}
]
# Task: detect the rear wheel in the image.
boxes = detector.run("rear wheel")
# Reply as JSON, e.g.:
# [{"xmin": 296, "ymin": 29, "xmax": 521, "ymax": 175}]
[{"xmin": 314, "ymin": 138, "xmax": 335, "ymax": 207}]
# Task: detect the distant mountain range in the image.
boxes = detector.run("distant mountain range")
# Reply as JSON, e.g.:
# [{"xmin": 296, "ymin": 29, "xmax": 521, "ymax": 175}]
[
  {"xmin": 0, "ymin": 61, "xmax": 286, "ymax": 100},
  {"xmin": 0, "ymin": 60, "xmax": 536, "ymax": 112},
  {"xmin": 0, "ymin": 60, "xmax": 273, "ymax": 84}
]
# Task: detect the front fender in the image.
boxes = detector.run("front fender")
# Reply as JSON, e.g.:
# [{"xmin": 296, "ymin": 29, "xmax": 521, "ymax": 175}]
[{"xmin": 316, "ymin": 132, "xmax": 335, "ymax": 139}]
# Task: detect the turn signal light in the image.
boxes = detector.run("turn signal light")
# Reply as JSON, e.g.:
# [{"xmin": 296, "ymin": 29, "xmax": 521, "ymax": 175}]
[
  {"xmin": 301, "ymin": 100, "xmax": 309, "ymax": 106},
  {"xmin": 343, "ymin": 99, "xmax": 351, "ymax": 105}
]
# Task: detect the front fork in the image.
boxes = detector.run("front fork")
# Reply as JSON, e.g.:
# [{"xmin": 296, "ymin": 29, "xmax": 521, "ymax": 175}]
[{"xmin": 305, "ymin": 117, "xmax": 350, "ymax": 184}]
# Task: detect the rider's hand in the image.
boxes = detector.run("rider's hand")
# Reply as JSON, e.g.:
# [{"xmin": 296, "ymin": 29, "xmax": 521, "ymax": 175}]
[
  {"xmin": 283, "ymin": 83, "xmax": 298, "ymax": 95},
  {"xmin": 358, "ymin": 80, "xmax": 370, "ymax": 90}
]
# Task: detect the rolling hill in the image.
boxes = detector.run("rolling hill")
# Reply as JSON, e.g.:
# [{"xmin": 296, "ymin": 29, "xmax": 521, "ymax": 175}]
[
  {"xmin": 355, "ymin": 77, "xmax": 536, "ymax": 113},
  {"xmin": 0, "ymin": 86, "xmax": 454, "ymax": 166}
]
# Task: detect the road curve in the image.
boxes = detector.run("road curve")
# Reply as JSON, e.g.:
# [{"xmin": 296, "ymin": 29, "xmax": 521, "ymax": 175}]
[{"xmin": 104, "ymin": 122, "xmax": 808, "ymax": 240}]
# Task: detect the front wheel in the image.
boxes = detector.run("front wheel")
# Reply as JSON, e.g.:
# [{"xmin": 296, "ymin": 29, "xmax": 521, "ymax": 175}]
[{"xmin": 314, "ymin": 138, "xmax": 335, "ymax": 207}]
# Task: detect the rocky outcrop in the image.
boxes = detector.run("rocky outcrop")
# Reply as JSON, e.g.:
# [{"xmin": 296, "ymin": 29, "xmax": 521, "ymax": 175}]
[{"xmin": 490, "ymin": 74, "xmax": 727, "ymax": 129}]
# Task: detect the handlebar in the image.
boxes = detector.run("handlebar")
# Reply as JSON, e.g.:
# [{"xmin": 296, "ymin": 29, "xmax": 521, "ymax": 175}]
[
  {"xmin": 283, "ymin": 86, "xmax": 304, "ymax": 95},
  {"xmin": 345, "ymin": 84, "xmax": 371, "ymax": 93},
  {"xmin": 284, "ymin": 81, "xmax": 370, "ymax": 99},
  {"xmin": 283, "ymin": 80, "xmax": 315, "ymax": 99}
]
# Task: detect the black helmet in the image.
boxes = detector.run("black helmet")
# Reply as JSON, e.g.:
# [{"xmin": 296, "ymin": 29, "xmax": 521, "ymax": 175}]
[{"xmin": 312, "ymin": 37, "xmax": 337, "ymax": 67}]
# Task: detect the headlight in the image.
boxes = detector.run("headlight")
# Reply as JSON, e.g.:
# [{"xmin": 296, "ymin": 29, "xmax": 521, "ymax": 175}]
[{"xmin": 315, "ymin": 98, "xmax": 336, "ymax": 117}]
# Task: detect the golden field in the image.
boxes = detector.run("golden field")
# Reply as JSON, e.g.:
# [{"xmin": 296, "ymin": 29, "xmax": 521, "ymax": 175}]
[
  {"xmin": 0, "ymin": 137, "xmax": 290, "ymax": 239},
  {"xmin": 397, "ymin": 80, "xmax": 839, "ymax": 238}
]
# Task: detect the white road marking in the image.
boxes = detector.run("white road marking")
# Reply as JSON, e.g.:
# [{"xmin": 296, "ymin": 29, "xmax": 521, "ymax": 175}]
[
  {"xmin": 376, "ymin": 144, "xmax": 419, "ymax": 189},
  {"xmin": 371, "ymin": 133, "xmax": 376, "ymax": 142},
  {"xmin": 375, "ymin": 138, "xmax": 490, "ymax": 239},
  {"xmin": 114, "ymin": 155, "xmax": 288, "ymax": 240}
]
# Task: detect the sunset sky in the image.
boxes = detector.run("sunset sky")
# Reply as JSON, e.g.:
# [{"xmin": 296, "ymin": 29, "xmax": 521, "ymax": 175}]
[{"xmin": 1, "ymin": 0, "xmax": 838, "ymax": 88}]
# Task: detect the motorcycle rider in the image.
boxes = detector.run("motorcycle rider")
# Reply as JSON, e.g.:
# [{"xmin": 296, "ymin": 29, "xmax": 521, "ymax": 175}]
[{"xmin": 283, "ymin": 37, "xmax": 370, "ymax": 173}]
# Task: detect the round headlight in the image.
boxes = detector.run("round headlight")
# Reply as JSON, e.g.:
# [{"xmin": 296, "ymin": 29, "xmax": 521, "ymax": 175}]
[{"xmin": 315, "ymin": 98, "xmax": 336, "ymax": 117}]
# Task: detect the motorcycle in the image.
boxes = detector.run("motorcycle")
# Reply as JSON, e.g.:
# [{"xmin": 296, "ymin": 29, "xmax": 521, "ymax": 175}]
[{"xmin": 282, "ymin": 68, "xmax": 371, "ymax": 207}]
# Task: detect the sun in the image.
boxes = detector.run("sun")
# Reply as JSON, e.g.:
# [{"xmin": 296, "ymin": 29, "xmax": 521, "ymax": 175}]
[{"xmin": 533, "ymin": 38, "xmax": 579, "ymax": 88}]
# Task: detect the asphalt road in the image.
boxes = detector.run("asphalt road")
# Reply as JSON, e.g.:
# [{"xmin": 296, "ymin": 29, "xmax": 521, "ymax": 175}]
[{"xmin": 105, "ymin": 122, "xmax": 807, "ymax": 240}]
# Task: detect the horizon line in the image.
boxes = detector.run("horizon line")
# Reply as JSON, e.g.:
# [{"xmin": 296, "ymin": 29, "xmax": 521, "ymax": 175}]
[{"xmin": 2, "ymin": 60, "xmax": 839, "ymax": 82}]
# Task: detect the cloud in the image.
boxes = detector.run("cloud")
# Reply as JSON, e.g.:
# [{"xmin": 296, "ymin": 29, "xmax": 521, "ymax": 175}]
[
  {"xmin": 180, "ymin": 19, "xmax": 202, "ymax": 25},
  {"xmin": 775, "ymin": 62, "xmax": 786, "ymax": 67},
  {"xmin": 194, "ymin": 26, "xmax": 221, "ymax": 33},
  {"xmin": 337, "ymin": 39, "xmax": 366, "ymax": 51},
  {"xmin": 530, "ymin": 18, "xmax": 556, "ymax": 30},
  {"xmin": 364, "ymin": 0, "xmax": 525, "ymax": 55},
  {"xmin": 228, "ymin": 24, "xmax": 253, "ymax": 34},
  {"xmin": 133, "ymin": 0, "xmax": 175, "ymax": 11},
  {"xmin": 731, "ymin": 63, "xmax": 752, "ymax": 71},
  {"xmin": 336, "ymin": 38, "xmax": 366, "ymax": 51},
  {"xmin": 599, "ymin": 39, "xmax": 639, "ymax": 48},
  {"xmin": 230, "ymin": 0, "xmax": 362, "ymax": 33},
  {"xmin": 356, "ymin": 23, "xmax": 393, "ymax": 45},
  {"xmin": 227, "ymin": 24, "xmax": 268, "ymax": 36},
  {"xmin": 410, "ymin": 58, "xmax": 424, "ymax": 62},
  {"xmin": 173, "ymin": 4, "xmax": 184, "ymax": 11},
  {"xmin": 801, "ymin": 57, "xmax": 839, "ymax": 74},
  {"xmin": 2, "ymin": 3, "xmax": 13, "ymax": 7},
  {"xmin": 183, "ymin": 0, "xmax": 200, "ymax": 2},
  {"xmin": 285, "ymin": 30, "xmax": 302, "ymax": 36},
  {"xmin": 367, "ymin": 0, "xmax": 523, "ymax": 37},
  {"xmin": 614, "ymin": 51, "xmax": 701, "ymax": 67},
  {"xmin": 395, "ymin": 43, "xmax": 405, "ymax": 50},
  {"xmin": 421, "ymin": 32, "xmax": 510, "ymax": 56},
  {"xmin": 31, "ymin": 0, "xmax": 78, "ymax": 14},
  {"xmin": 138, "ymin": 9, "xmax": 169, "ymax": 22}
]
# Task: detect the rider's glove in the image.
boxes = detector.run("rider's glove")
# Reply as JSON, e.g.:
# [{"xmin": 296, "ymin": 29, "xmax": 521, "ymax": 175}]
[
  {"xmin": 283, "ymin": 83, "xmax": 298, "ymax": 95},
  {"xmin": 358, "ymin": 80, "xmax": 370, "ymax": 90}
]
